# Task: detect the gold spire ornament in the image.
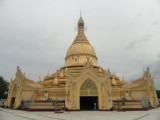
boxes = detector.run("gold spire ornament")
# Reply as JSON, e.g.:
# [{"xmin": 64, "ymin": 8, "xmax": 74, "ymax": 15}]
[
  {"xmin": 60, "ymin": 72, "xmax": 64, "ymax": 77},
  {"xmin": 112, "ymin": 76, "xmax": 117, "ymax": 86},
  {"xmin": 54, "ymin": 76, "xmax": 58, "ymax": 84},
  {"xmin": 46, "ymin": 71, "xmax": 49, "ymax": 76},
  {"xmin": 65, "ymin": 67, "xmax": 68, "ymax": 71},
  {"xmin": 37, "ymin": 75, "xmax": 41, "ymax": 82},
  {"xmin": 122, "ymin": 75, "xmax": 125, "ymax": 82}
]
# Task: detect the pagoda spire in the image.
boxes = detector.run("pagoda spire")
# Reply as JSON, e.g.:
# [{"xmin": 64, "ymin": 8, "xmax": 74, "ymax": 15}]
[
  {"xmin": 78, "ymin": 13, "xmax": 84, "ymax": 29},
  {"xmin": 73, "ymin": 14, "xmax": 89, "ymax": 44},
  {"xmin": 65, "ymin": 15, "xmax": 98, "ymax": 67},
  {"xmin": 80, "ymin": 10, "xmax": 82, "ymax": 16}
]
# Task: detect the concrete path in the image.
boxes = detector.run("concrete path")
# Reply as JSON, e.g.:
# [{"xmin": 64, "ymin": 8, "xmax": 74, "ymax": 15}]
[{"xmin": 0, "ymin": 107, "xmax": 160, "ymax": 120}]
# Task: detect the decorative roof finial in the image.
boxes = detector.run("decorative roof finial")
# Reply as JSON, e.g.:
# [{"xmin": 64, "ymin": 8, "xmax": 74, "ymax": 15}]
[
  {"xmin": 107, "ymin": 68, "xmax": 111, "ymax": 74},
  {"xmin": 46, "ymin": 71, "xmax": 49, "ymax": 76},
  {"xmin": 114, "ymin": 71, "xmax": 116, "ymax": 76},
  {"xmin": 54, "ymin": 76, "xmax": 58, "ymax": 84},
  {"xmin": 17, "ymin": 66, "xmax": 20, "ymax": 70},
  {"xmin": 122, "ymin": 75, "xmax": 125, "ymax": 82},
  {"xmin": 37, "ymin": 75, "xmax": 41, "ymax": 82},
  {"xmin": 80, "ymin": 10, "xmax": 82, "ymax": 17},
  {"xmin": 112, "ymin": 76, "xmax": 117, "ymax": 86},
  {"xmin": 10, "ymin": 77, "xmax": 13, "ymax": 83},
  {"xmin": 65, "ymin": 67, "xmax": 68, "ymax": 71},
  {"xmin": 78, "ymin": 12, "xmax": 84, "ymax": 29}
]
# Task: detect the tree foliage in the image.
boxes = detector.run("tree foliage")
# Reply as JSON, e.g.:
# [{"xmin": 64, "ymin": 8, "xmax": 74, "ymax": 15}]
[{"xmin": 0, "ymin": 76, "xmax": 9, "ymax": 99}]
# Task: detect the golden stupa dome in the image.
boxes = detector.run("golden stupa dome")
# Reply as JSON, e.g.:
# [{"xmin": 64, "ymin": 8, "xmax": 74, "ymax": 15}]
[
  {"xmin": 66, "ymin": 43, "xmax": 96, "ymax": 57},
  {"xmin": 65, "ymin": 16, "xmax": 98, "ymax": 66}
]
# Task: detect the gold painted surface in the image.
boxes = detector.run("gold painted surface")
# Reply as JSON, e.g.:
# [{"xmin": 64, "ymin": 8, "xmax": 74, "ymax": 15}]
[
  {"xmin": 65, "ymin": 17, "xmax": 97, "ymax": 66},
  {"xmin": 80, "ymin": 80, "xmax": 98, "ymax": 96}
]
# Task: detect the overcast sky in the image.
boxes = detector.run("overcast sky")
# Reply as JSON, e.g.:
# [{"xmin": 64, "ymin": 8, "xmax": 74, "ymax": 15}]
[{"xmin": 0, "ymin": 0, "xmax": 160, "ymax": 89}]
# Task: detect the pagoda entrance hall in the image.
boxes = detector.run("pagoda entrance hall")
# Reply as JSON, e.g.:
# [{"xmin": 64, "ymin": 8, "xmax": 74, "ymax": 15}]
[
  {"xmin": 80, "ymin": 96, "xmax": 98, "ymax": 110},
  {"xmin": 80, "ymin": 80, "xmax": 98, "ymax": 110}
]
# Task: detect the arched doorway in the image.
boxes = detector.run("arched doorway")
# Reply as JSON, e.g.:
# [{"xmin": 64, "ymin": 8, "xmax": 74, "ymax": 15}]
[
  {"xmin": 10, "ymin": 84, "xmax": 17, "ymax": 108},
  {"xmin": 80, "ymin": 80, "xmax": 98, "ymax": 110}
]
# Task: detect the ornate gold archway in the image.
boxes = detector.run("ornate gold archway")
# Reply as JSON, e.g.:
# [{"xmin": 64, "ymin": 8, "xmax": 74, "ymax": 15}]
[
  {"xmin": 80, "ymin": 80, "xmax": 98, "ymax": 96},
  {"xmin": 80, "ymin": 80, "xmax": 98, "ymax": 110}
]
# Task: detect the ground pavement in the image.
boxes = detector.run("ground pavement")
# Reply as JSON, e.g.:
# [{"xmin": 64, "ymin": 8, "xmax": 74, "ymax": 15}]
[{"xmin": 0, "ymin": 107, "xmax": 160, "ymax": 120}]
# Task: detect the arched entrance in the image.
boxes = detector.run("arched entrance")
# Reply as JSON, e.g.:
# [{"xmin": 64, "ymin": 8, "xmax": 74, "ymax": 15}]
[
  {"xmin": 80, "ymin": 80, "xmax": 98, "ymax": 110},
  {"xmin": 10, "ymin": 84, "xmax": 17, "ymax": 108}
]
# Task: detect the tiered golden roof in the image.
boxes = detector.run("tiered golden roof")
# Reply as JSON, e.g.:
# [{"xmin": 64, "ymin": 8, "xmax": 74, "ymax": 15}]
[{"xmin": 65, "ymin": 16, "xmax": 97, "ymax": 66}]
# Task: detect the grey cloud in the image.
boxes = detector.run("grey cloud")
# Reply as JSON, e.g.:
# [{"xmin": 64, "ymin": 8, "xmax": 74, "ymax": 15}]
[
  {"xmin": 150, "ymin": 54, "xmax": 160, "ymax": 89},
  {"xmin": 148, "ymin": 10, "xmax": 155, "ymax": 17},
  {"xmin": 133, "ymin": 58, "xmax": 147, "ymax": 66},
  {"xmin": 151, "ymin": 20, "xmax": 159, "ymax": 25},
  {"xmin": 126, "ymin": 34, "xmax": 152, "ymax": 50},
  {"xmin": 134, "ymin": 13, "xmax": 142, "ymax": 20},
  {"xmin": 158, "ymin": 54, "xmax": 160, "ymax": 59},
  {"xmin": 125, "ymin": 70, "xmax": 143, "ymax": 83}
]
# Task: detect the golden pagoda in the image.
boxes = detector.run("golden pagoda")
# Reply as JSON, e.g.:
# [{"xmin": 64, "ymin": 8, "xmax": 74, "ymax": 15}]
[{"xmin": 6, "ymin": 16, "xmax": 159, "ymax": 111}]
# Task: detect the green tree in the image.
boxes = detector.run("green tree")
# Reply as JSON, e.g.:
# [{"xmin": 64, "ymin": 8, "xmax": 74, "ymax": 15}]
[{"xmin": 0, "ymin": 76, "xmax": 9, "ymax": 99}]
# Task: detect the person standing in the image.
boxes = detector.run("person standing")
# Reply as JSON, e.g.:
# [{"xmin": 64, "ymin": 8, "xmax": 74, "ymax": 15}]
[{"xmin": 94, "ymin": 102, "xmax": 96, "ymax": 110}]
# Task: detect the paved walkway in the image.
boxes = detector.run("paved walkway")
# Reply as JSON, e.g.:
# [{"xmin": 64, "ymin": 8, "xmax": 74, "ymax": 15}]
[{"xmin": 0, "ymin": 107, "xmax": 160, "ymax": 120}]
